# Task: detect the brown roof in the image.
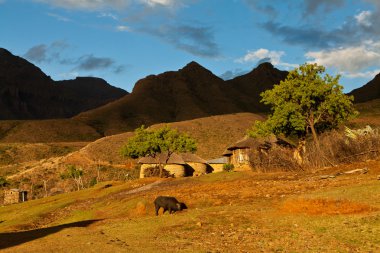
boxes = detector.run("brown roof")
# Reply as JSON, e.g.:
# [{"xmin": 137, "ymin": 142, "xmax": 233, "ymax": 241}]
[
  {"xmin": 138, "ymin": 152, "xmax": 185, "ymax": 164},
  {"xmin": 226, "ymin": 136, "xmax": 278, "ymax": 151},
  {"xmin": 138, "ymin": 152, "xmax": 206, "ymax": 164},
  {"xmin": 222, "ymin": 149, "xmax": 232, "ymax": 156},
  {"xmin": 181, "ymin": 153, "xmax": 207, "ymax": 163}
]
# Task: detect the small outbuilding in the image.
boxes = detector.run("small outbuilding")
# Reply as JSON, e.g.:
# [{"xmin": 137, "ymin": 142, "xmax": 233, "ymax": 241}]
[
  {"xmin": 206, "ymin": 157, "xmax": 229, "ymax": 173},
  {"xmin": 4, "ymin": 189, "xmax": 28, "ymax": 205}
]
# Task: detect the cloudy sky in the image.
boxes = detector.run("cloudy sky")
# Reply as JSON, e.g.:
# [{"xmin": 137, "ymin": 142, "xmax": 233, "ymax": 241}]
[{"xmin": 1, "ymin": 0, "xmax": 380, "ymax": 92}]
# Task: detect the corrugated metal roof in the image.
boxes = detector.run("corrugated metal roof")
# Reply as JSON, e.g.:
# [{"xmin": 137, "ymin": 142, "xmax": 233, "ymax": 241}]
[{"xmin": 207, "ymin": 157, "xmax": 229, "ymax": 164}]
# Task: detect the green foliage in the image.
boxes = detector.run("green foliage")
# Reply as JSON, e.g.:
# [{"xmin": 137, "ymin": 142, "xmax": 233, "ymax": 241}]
[
  {"xmin": 66, "ymin": 165, "xmax": 83, "ymax": 179},
  {"xmin": 121, "ymin": 125, "xmax": 197, "ymax": 159},
  {"xmin": 223, "ymin": 163, "xmax": 235, "ymax": 172},
  {"xmin": 0, "ymin": 176, "xmax": 9, "ymax": 187},
  {"xmin": 248, "ymin": 63, "xmax": 358, "ymax": 143},
  {"xmin": 89, "ymin": 177, "xmax": 97, "ymax": 187}
]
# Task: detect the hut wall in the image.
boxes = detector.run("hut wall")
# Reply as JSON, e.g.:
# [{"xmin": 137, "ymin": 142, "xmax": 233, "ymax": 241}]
[
  {"xmin": 4, "ymin": 190, "xmax": 27, "ymax": 205},
  {"xmin": 164, "ymin": 164, "xmax": 185, "ymax": 178},
  {"xmin": 140, "ymin": 164, "xmax": 186, "ymax": 178},
  {"xmin": 187, "ymin": 162, "xmax": 207, "ymax": 176},
  {"xmin": 209, "ymin": 164, "xmax": 224, "ymax": 173},
  {"xmin": 231, "ymin": 148, "xmax": 251, "ymax": 167}
]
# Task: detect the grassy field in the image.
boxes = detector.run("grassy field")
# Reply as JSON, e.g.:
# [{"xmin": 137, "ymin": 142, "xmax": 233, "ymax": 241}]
[{"xmin": 0, "ymin": 160, "xmax": 379, "ymax": 252}]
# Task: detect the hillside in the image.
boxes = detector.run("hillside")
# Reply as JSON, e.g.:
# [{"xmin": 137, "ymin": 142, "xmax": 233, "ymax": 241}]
[
  {"xmin": 74, "ymin": 62, "xmax": 287, "ymax": 135},
  {"xmin": 0, "ymin": 162, "xmax": 379, "ymax": 252},
  {"xmin": 349, "ymin": 73, "xmax": 380, "ymax": 103},
  {"xmin": 0, "ymin": 48, "xmax": 127, "ymax": 119}
]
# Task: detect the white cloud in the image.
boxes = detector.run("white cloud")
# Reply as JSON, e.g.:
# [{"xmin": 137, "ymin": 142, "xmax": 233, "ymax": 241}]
[
  {"xmin": 59, "ymin": 71, "xmax": 79, "ymax": 79},
  {"xmin": 140, "ymin": 0, "xmax": 175, "ymax": 7},
  {"xmin": 355, "ymin": 10, "xmax": 372, "ymax": 27},
  {"xmin": 98, "ymin": 13, "xmax": 118, "ymax": 20},
  {"xmin": 47, "ymin": 12, "xmax": 71, "ymax": 22},
  {"xmin": 116, "ymin": 25, "xmax": 132, "ymax": 32},
  {"xmin": 34, "ymin": 0, "xmax": 182, "ymax": 10},
  {"xmin": 236, "ymin": 48, "xmax": 298, "ymax": 69},
  {"xmin": 305, "ymin": 41, "xmax": 380, "ymax": 75},
  {"xmin": 342, "ymin": 69, "xmax": 380, "ymax": 79},
  {"xmin": 236, "ymin": 48, "xmax": 284, "ymax": 64},
  {"xmin": 34, "ymin": 0, "xmax": 130, "ymax": 10}
]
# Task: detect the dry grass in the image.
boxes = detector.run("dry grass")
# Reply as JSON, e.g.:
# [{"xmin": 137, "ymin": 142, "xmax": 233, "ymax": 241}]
[
  {"xmin": 0, "ymin": 161, "xmax": 379, "ymax": 252},
  {"xmin": 305, "ymin": 128, "xmax": 380, "ymax": 168},
  {"xmin": 281, "ymin": 198, "xmax": 377, "ymax": 215}
]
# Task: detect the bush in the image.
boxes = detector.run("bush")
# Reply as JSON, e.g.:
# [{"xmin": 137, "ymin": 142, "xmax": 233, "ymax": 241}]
[
  {"xmin": 305, "ymin": 127, "xmax": 380, "ymax": 168},
  {"xmin": 249, "ymin": 146, "xmax": 301, "ymax": 172},
  {"xmin": 223, "ymin": 163, "xmax": 234, "ymax": 172},
  {"xmin": 143, "ymin": 166, "xmax": 172, "ymax": 178}
]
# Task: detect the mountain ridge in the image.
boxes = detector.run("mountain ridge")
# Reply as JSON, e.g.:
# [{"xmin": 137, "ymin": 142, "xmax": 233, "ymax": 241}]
[{"xmin": 0, "ymin": 48, "xmax": 127, "ymax": 120}]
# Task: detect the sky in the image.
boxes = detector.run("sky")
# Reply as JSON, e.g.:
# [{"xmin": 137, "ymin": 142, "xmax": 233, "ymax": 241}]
[{"xmin": 1, "ymin": 0, "xmax": 380, "ymax": 93}]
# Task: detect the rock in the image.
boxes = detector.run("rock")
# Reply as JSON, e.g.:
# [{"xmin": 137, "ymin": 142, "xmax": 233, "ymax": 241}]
[
  {"xmin": 196, "ymin": 222, "xmax": 202, "ymax": 227},
  {"xmin": 377, "ymin": 175, "xmax": 380, "ymax": 180}
]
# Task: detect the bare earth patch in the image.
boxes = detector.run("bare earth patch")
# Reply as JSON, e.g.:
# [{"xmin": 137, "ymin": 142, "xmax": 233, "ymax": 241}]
[{"xmin": 281, "ymin": 198, "xmax": 378, "ymax": 215}]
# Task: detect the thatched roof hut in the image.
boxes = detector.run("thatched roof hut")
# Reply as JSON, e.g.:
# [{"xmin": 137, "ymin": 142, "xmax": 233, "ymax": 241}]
[
  {"xmin": 223, "ymin": 136, "xmax": 292, "ymax": 168},
  {"xmin": 138, "ymin": 152, "xmax": 208, "ymax": 178}
]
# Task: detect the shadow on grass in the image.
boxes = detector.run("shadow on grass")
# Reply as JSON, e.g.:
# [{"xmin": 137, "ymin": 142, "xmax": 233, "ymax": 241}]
[{"xmin": 0, "ymin": 219, "xmax": 101, "ymax": 250}]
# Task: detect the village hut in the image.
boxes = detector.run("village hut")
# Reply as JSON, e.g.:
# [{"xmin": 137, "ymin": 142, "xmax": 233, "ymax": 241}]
[
  {"xmin": 207, "ymin": 157, "xmax": 229, "ymax": 173},
  {"xmin": 138, "ymin": 152, "xmax": 209, "ymax": 178},
  {"xmin": 181, "ymin": 153, "xmax": 209, "ymax": 176},
  {"xmin": 223, "ymin": 136, "xmax": 295, "ymax": 169},
  {"xmin": 224, "ymin": 136, "xmax": 279, "ymax": 168},
  {"xmin": 4, "ymin": 189, "xmax": 28, "ymax": 205},
  {"xmin": 138, "ymin": 153, "xmax": 186, "ymax": 178}
]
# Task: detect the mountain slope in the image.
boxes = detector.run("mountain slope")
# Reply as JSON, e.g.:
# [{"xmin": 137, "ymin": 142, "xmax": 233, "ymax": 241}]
[
  {"xmin": 0, "ymin": 48, "xmax": 127, "ymax": 119},
  {"xmin": 75, "ymin": 62, "xmax": 287, "ymax": 135},
  {"xmin": 349, "ymin": 73, "xmax": 380, "ymax": 103}
]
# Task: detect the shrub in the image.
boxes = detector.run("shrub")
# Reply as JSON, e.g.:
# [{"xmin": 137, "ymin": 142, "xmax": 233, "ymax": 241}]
[
  {"xmin": 143, "ymin": 166, "xmax": 172, "ymax": 178},
  {"xmin": 223, "ymin": 163, "xmax": 234, "ymax": 172}
]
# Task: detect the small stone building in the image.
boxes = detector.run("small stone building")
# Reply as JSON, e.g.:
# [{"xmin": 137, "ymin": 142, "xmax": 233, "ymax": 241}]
[
  {"xmin": 223, "ymin": 136, "xmax": 292, "ymax": 168},
  {"xmin": 223, "ymin": 137, "xmax": 265, "ymax": 167},
  {"xmin": 206, "ymin": 157, "xmax": 229, "ymax": 173},
  {"xmin": 138, "ymin": 152, "xmax": 208, "ymax": 178},
  {"xmin": 4, "ymin": 189, "xmax": 28, "ymax": 205}
]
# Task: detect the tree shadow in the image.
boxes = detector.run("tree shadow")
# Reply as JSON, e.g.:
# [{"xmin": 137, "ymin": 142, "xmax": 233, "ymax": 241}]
[{"xmin": 0, "ymin": 219, "xmax": 102, "ymax": 250}]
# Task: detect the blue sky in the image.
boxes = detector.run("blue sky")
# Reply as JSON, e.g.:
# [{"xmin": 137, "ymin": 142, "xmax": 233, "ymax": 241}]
[{"xmin": 1, "ymin": 0, "xmax": 380, "ymax": 93}]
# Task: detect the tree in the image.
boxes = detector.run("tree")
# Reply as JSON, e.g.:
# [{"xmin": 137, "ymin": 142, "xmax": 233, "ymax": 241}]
[
  {"xmin": 248, "ymin": 63, "xmax": 358, "ymax": 146},
  {"xmin": 121, "ymin": 125, "xmax": 197, "ymax": 177},
  {"xmin": 65, "ymin": 165, "xmax": 84, "ymax": 191},
  {"xmin": 0, "ymin": 176, "xmax": 9, "ymax": 188}
]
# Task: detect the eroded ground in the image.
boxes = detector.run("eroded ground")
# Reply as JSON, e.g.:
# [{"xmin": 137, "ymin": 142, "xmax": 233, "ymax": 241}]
[{"xmin": 0, "ymin": 160, "xmax": 379, "ymax": 252}]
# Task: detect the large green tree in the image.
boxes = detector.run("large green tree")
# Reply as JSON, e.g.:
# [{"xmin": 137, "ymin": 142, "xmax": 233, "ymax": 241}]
[
  {"xmin": 121, "ymin": 126, "xmax": 197, "ymax": 177},
  {"xmin": 248, "ymin": 63, "xmax": 358, "ymax": 145}
]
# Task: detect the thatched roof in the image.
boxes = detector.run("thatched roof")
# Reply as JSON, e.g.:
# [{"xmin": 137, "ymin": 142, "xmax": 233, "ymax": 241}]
[
  {"xmin": 138, "ymin": 153, "xmax": 185, "ymax": 165},
  {"xmin": 207, "ymin": 157, "xmax": 229, "ymax": 164},
  {"xmin": 138, "ymin": 152, "xmax": 206, "ymax": 164},
  {"xmin": 226, "ymin": 135, "xmax": 291, "ymax": 151},
  {"xmin": 222, "ymin": 149, "xmax": 232, "ymax": 156},
  {"xmin": 181, "ymin": 153, "xmax": 207, "ymax": 163}
]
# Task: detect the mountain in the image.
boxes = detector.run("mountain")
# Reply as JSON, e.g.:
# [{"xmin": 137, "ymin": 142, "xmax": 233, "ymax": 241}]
[
  {"xmin": 349, "ymin": 73, "xmax": 380, "ymax": 103},
  {"xmin": 0, "ymin": 48, "xmax": 127, "ymax": 119},
  {"xmin": 75, "ymin": 61, "xmax": 288, "ymax": 135}
]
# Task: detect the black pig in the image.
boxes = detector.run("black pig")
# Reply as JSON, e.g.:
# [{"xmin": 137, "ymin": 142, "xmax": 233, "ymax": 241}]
[{"xmin": 154, "ymin": 196, "xmax": 187, "ymax": 216}]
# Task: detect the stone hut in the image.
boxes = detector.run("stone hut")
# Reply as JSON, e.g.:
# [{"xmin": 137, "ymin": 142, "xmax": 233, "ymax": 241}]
[
  {"xmin": 207, "ymin": 157, "xmax": 229, "ymax": 173},
  {"xmin": 224, "ymin": 136, "xmax": 294, "ymax": 168},
  {"xmin": 138, "ymin": 152, "xmax": 208, "ymax": 178},
  {"xmin": 4, "ymin": 189, "xmax": 28, "ymax": 205},
  {"xmin": 223, "ymin": 136, "xmax": 278, "ymax": 167},
  {"xmin": 181, "ymin": 153, "xmax": 209, "ymax": 176}
]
